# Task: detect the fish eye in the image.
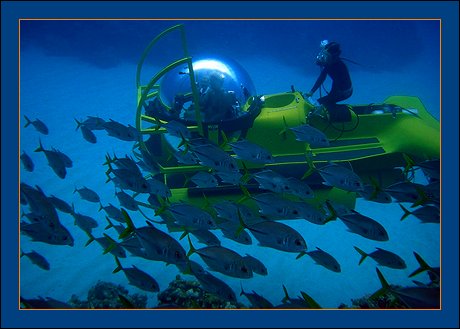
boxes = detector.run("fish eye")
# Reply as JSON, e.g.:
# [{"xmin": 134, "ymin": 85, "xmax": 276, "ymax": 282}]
[
  {"xmin": 175, "ymin": 251, "xmax": 181, "ymax": 259},
  {"xmin": 295, "ymin": 239, "xmax": 302, "ymax": 246},
  {"xmin": 241, "ymin": 266, "xmax": 248, "ymax": 273}
]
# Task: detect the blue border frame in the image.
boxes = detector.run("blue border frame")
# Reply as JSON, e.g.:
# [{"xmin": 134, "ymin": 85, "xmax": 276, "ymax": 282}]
[{"xmin": 2, "ymin": 1, "xmax": 458, "ymax": 328}]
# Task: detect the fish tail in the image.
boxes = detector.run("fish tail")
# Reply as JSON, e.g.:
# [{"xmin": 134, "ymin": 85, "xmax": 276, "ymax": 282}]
[
  {"xmin": 219, "ymin": 130, "xmax": 229, "ymax": 148},
  {"xmin": 186, "ymin": 235, "xmax": 196, "ymax": 258},
  {"xmin": 113, "ymin": 256, "xmax": 123, "ymax": 273},
  {"xmin": 409, "ymin": 251, "xmax": 431, "ymax": 278},
  {"xmin": 369, "ymin": 268, "xmax": 391, "ymax": 300},
  {"xmin": 20, "ymin": 249, "xmax": 25, "ymax": 257},
  {"xmin": 300, "ymin": 291, "xmax": 322, "ymax": 309},
  {"xmin": 102, "ymin": 233, "xmax": 117, "ymax": 255},
  {"xmin": 34, "ymin": 138, "xmax": 44, "ymax": 153},
  {"xmin": 179, "ymin": 230, "xmax": 189, "ymax": 241},
  {"xmin": 98, "ymin": 202, "xmax": 104, "ymax": 212},
  {"xmin": 84, "ymin": 231, "xmax": 95, "ymax": 247},
  {"xmin": 74, "ymin": 118, "xmax": 82, "ymax": 131},
  {"xmin": 240, "ymin": 282, "xmax": 245, "ymax": 296},
  {"xmin": 237, "ymin": 184, "xmax": 251, "ymax": 204},
  {"xmin": 240, "ymin": 162, "xmax": 251, "ymax": 184},
  {"xmin": 281, "ymin": 284, "xmax": 290, "ymax": 303},
  {"xmin": 399, "ymin": 204, "xmax": 412, "ymax": 221},
  {"xmin": 324, "ymin": 200, "xmax": 338, "ymax": 222},
  {"xmin": 24, "ymin": 115, "xmax": 31, "ymax": 128},
  {"xmin": 104, "ymin": 216, "xmax": 113, "ymax": 230},
  {"xmin": 70, "ymin": 203, "xmax": 76, "ymax": 216},
  {"xmin": 119, "ymin": 209, "xmax": 135, "ymax": 239},
  {"xmin": 353, "ymin": 246, "xmax": 368, "ymax": 265}
]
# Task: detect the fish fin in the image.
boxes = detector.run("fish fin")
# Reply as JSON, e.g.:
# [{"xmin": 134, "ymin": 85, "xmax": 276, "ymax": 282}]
[
  {"xmin": 300, "ymin": 291, "xmax": 322, "ymax": 309},
  {"xmin": 20, "ymin": 249, "xmax": 25, "ymax": 258},
  {"xmin": 370, "ymin": 268, "xmax": 391, "ymax": 300},
  {"xmin": 113, "ymin": 256, "xmax": 123, "ymax": 273},
  {"xmin": 237, "ymin": 184, "xmax": 251, "ymax": 204},
  {"xmin": 186, "ymin": 235, "xmax": 196, "ymax": 258},
  {"xmin": 240, "ymin": 162, "xmax": 251, "ymax": 184},
  {"xmin": 353, "ymin": 246, "xmax": 368, "ymax": 265},
  {"xmin": 179, "ymin": 230, "xmax": 189, "ymax": 240},
  {"xmin": 399, "ymin": 204, "xmax": 412, "ymax": 221},
  {"xmin": 220, "ymin": 130, "xmax": 229, "ymax": 148},
  {"xmin": 118, "ymin": 294, "xmax": 135, "ymax": 309},
  {"xmin": 278, "ymin": 116, "xmax": 289, "ymax": 139},
  {"xmin": 104, "ymin": 216, "xmax": 113, "ymax": 230},
  {"xmin": 24, "ymin": 115, "xmax": 31, "ymax": 128},
  {"xmin": 296, "ymin": 251, "xmax": 307, "ymax": 260},
  {"xmin": 408, "ymin": 251, "xmax": 431, "ymax": 278},
  {"xmin": 281, "ymin": 285, "xmax": 290, "ymax": 303},
  {"xmin": 74, "ymin": 118, "xmax": 82, "ymax": 131},
  {"xmin": 240, "ymin": 282, "xmax": 245, "ymax": 296},
  {"xmin": 34, "ymin": 138, "xmax": 44, "ymax": 153},
  {"xmin": 84, "ymin": 232, "xmax": 95, "ymax": 247},
  {"xmin": 102, "ymin": 234, "xmax": 117, "ymax": 255},
  {"xmin": 119, "ymin": 209, "xmax": 134, "ymax": 239}
]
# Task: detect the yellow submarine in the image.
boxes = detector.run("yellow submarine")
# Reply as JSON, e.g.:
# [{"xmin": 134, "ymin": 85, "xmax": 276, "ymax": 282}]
[{"xmin": 134, "ymin": 24, "xmax": 440, "ymax": 211}]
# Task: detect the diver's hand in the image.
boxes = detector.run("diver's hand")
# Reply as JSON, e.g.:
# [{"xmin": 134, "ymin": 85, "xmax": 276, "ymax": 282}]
[{"xmin": 303, "ymin": 91, "xmax": 313, "ymax": 98}]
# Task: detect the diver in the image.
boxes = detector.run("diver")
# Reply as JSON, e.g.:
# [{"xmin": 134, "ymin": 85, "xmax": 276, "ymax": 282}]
[
  {"xmin": 199, "ymin": 72, "xmax": 237, "ymax": 122},
  {"xmin": 304, "ymin": 40, "xmax": 353, "ymax": 121}
]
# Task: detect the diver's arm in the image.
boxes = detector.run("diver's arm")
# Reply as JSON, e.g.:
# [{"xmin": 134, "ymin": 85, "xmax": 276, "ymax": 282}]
[{"xmin": 310, "ymin": 68, "xmax": 327, "ymax": 94}]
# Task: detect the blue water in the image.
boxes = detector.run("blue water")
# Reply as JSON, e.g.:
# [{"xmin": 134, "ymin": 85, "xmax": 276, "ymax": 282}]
[{"xmin": 19, "ymin": 20, "xmax": 440, "ymax": 309}]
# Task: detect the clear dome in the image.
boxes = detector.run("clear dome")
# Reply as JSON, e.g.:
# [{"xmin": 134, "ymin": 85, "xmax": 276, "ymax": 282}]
[{"xmin": 159, "ymin": 57, "xmax": 256, "ymax": 111}]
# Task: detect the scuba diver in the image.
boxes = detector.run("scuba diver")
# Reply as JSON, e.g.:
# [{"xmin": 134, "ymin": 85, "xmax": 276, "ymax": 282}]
[
  {"xmin": 304, "ymin": 40, "xmax": 353, "ymax": 121},
  {"xmin": 199, "ymin": 72, "xmax": 237, "ymax": 122}
]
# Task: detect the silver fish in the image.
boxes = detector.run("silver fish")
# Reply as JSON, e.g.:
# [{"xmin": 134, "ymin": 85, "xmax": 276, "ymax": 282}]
[
  {"xmin": 317, "ymin": 162, "xmax": 364, "ymax": 192},
  {"xmin": 80, "ymin": 125, "xmax": 97, "ymax": 144},
  {"xmin": 243, "ymin": 254, "xmax": 268, "ymax": 276},
  {"xmin": 190, "ymin": 171, "xmax": 218, "ymax": 188},
  {"xmin": 289, "ymin": 124, "xmax": 329, "ymax": 147},
  {"xmin": 113, "ymin": 257, "xmax": 159, "ymax": 292},
  {"xmin": 305, "ymin": 247, "xmax": 341, "ymax": 272},
  {"xmin": 21, "ymin": 151, "xmax": 34, "ymax": 172},
  {"xmin": 74, "ymin": 186, "xmax": 100, "ymax": 203},
  {"xmin": 354, "ymin": 246, "xmax": 406, "ymax": 269},
  {"xmin": 229, "ymin": 139, "xmax": 274, "ymax": 164},
  {"xmin": 20, "ymin": 249, "xmax": 50, "ymax": 270},
  {"xmin": 24, "ymin": 115, "xmax": 49, "ymax": 135}
]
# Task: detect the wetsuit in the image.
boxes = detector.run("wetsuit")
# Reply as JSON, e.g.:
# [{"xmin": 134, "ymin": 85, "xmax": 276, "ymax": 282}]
[{"xmin": 310, "ymin": 59, "xmax": 353, "ymax": 108}]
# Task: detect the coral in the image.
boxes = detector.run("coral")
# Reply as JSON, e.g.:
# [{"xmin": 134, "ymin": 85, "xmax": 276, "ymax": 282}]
[
  {"xmin": 69, "ymin": 280, "xmax": 147, "ymax": 309},
  {"xmin": 156, "ymin": 275, "xmax": 245, "ymax": 309}
]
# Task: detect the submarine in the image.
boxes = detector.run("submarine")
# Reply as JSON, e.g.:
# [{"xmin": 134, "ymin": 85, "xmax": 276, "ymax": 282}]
[{"xmin": 133, "ymin": 24, "xmax": 440, "ymax": 212}]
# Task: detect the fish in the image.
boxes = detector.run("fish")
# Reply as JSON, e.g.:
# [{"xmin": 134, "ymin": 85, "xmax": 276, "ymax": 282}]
[
  {"xmin": 74, "ymin": 116, "xmax": 106, "ymax": 130},
  {"xmin": 372, "ymin": 268, "xmax": 439, "ymax": 309},
  {"xmin": 34, "ymin": 139, "xmax": 67, "ymax": 179},
  {"xmin": 21, "ymin": 221, "xmax": 74, "ymax": 247},
  {"xmin": 21, "ymin": 151, "xmax": 34, "ymax": 172},
  {"xmin": 399, "ymin": 204, "xmax": 440, "ymax": 224},
  {"xmin": 115, "ymin": 191, "xmax": 139, "ymax": 211},
  {"xmin": 20, "ymin": 296, "xmax": 72, "ymax": 309},
  {"xmin": 279, "ymin": 285, "xmax": 322, "ymax": 309},
  {"xmin": 20, "ymin": 249, "xmax": 50, "ymax": 270},
  {"xmin": 240, "ymin": 284, "xmax": 273, "ymax": 308},
  {"xmin": 48, "ymin": 195, "xmax": 72, "ymax": 214},
  {"xmin": 85, "ymin": 232, "xmax": 126, "ymax": 258},
  {"xmin": 163, "ymin": 120, "xmax": 192, "ymax": 139},
  {"xmin": 104, "ymin": 216, "xmax": 126, "ymax": 237},
  {"xmin": 229, "ymin": 139, "xmax": 274, "ymax": 164},
  {"xmin": 219, "ymin": 221, "xmax": 253, "ymax": 245},
  {"xmin": 146, "ymin": 178, "xmax": 171, "ymax": 198},
  {"xmin": 245, "ymin": 220, "xmax": 307, "ymax": 253},
  {"xmin": 289, "ymin": 124, "xmax": 330, "ymax": 147},
  {"xmin": 242, "ymin": 254, "xmax": 268, "ymax": 276},
  {"xmin": 121, "ymin": 210, "xmax": 188, "ymax": 267},
  {"xmin": 190, "ymin": 171, "xmax": 218, "ymax": 188},
  {"xmin": 384, "ymin": 181, "xmax": 425, "ymax": 204},
  {"xmin": 354, "ymin": 246, "xmax": 406, "ymax": 269},
  {"xmin": 214, "ymin": 170, "xmax": 243, "ymax": 185},
  {"xmin": 168, "ymin": 202, "xmax": 217, "ymax": 230},
  {"xmin": 187, "ymin": 239, "xmax": 252, "ymax": 279},
  {"xmin": 417, "ymin": 159, "xmax": 440, "ymax": 181},
  {"xmin": 103, "ymin": 119, "xmax": 139, "ymax": 142},
  {"xmin": 338, "ymin": 211, "xmax": 389, "ymax": 241},
  {"xmin": 74, "ymin": 186, "xmax": 100, "ymax": 203},
  {"xmin": 80, "ymin": 125, "xmax": 97, "ymax": 144},
  {"xmin": 24, "ymin": 115, "xmax": 49, "ymax": 135},
  {"xmin": 191, "ymin": 267, "xmax": 237, "ymax": 303},
  {"xmin": 316, "ymin": 162, "xmax": 364, "ymax": 192},
  {"xmin": 190, "ymin": 142, "xmax": 239, "ymax": 173},
  {"xmin": 99, "ymin": 203, "xmax": 125, "ymax": 223},
  {"xmin": 303, "ymin": 247, "xmax": 341, "ymax": 273},
  {"xmin": 189, "ymin": 229, "xmax": 221, "ymax": 246},
  {"xmin": 51, "ymin": 147, "xmax": 73, "ymax": 168},
  {"xmin": 113, "ymin": 256, "xmax": 159, "ymax": 292},
  {"xmin": 358, "ymin": 184, "xmax": 392, "ymax": 203}
]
